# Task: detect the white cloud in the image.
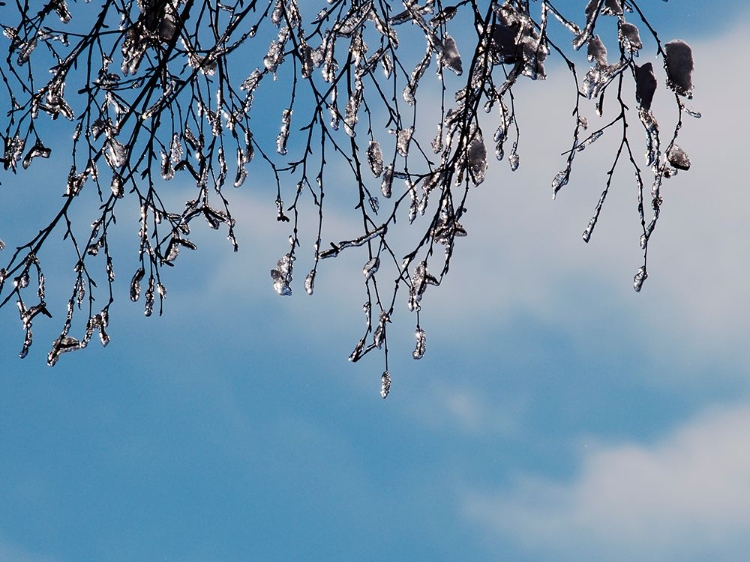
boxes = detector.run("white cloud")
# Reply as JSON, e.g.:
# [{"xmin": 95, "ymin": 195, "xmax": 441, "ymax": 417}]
[{"xmin": 462, "ymin": 401, "xmax": 750, "ymax": 562}]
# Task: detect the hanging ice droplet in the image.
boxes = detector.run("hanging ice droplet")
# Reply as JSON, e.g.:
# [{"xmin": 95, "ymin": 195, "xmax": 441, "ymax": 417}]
[
  {"xmin": 552, "ymin": 170, "xmax": 569, "ymax": 199},
  {"xmin": 582, "ymin": 217, "xmax": 596, "ymax": 242},
  {"xmin": 432, "ymin": 124, "xmax": 443, "ymax": 154},
  {"xmin": 130, "ymin": 267, "xmax": 145, "ymax": 301},
  {"xmin": 160, "ymin": 150, "xmax": 174, "ymax": 180},
  {"xmin": 276, "ymin": 108, "xmax": 292, "ymax": 155},
  {"xmin": 413, "ymin": 327, "xmax": 426, "ymax": 360},
  {"xmin": 508, "ymin": 151, "xmax": 519, "ymax": 171},
  {"xmin": 170, "ymin": 132, "xmax": 183, "ymax": 164},
  {"xmin": 363, "ymin": 257, "xmax": 380, "ymax": 280},
  {"xmin": 348, "ymin": 338, "xmax": 365, "ymax": 362},
  {"xmin": 467, "ymin": 133, "xmax": 487, "ymax": 185},
  {"xmin": 271, "ymin": 269, "xmax": 292, "ymax": 296},
  {"xmin": 633, "ymin": 266, "xmax": 648, "ymax": 292},
  {"xmin": 304, "ymin": 269, "xmax": 315, "ymax": 295},
  {"xmin": 381, "ymin": 165, "xmax": 393, "ymax": 198},
  {"xmin": 396, "ymin": 127, "xmax": 413, "ymax": 157},
  {"xmin": 380, "ymin": 371, "xmax": 391, "ymax": 399}
]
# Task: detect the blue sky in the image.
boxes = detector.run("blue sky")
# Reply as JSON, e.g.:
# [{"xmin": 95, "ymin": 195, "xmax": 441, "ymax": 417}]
[{"xmin": 2, "ymin": 2, "xmax": 750, "ymax": 560}]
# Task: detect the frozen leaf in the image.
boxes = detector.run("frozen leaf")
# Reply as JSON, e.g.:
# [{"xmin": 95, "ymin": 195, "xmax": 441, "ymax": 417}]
[
  {"xmin": 396, "ymin": 127, "xmax": 413, "ymax": 157},
  {"xmin": 111, "ymin": 175, "xmax": 124, "ymax": 198},
  {"xmin": 22, "ymin": 139, "xmax": 51, "ymax": 169},
  {"xmin": 363, "ymin": 257, "xmax": 380, "ymax": 280},
  {"xmin": 104, "ymin": 139, "xmax": 127, "ymax": 169},
  {"xmin": 367, "ymin": 141, "xmax": 384, "ymax": 177},
  {"xmin": 264, "ymin": 37, "xmax": 285, "ymax": 74},
  {"xmin": 241, "ymin": 69, "xmax": 263, "ymax": 93},
  {"xmin": 552, "ymin": 170, "xmax": 569, "ymax": 199},
  {"xmin": 271, "ymin": 253, "xmax": 294, "ymax": 296},
  {"xmin": 664, "ymin": 40, "xmax": 694, "ymax": 97},
  {"xmin": 432, "ymin": 124, "xmax": 444, "ymax": 154},
  {"xmin": 3, "ymin": 136, "xmax": 24, "ymax": 172},
  {"xmin": 170, "ymin": 133, "xmax": 182, "ymax": 164},
  {"xmin": 602, "ymin": 0, "xmax": 623, "ymax": 16},
  {"xmin": 130, "ymin": 267, "xmax": 145, "ymax": 301},
  {"xmin": 439, "ymin": 35, "xmax": 462, "ymax": 75},
  {"xmin": 667, "ymin": 144, "xmax": 691, "ymax": 171},
  {"xmin": 635, "ymin": 63, "xmax": 657, "ymax": 110},
  {"xmin": 619, "ymin": 22, "xmax": 642, "ymax": 53},
  {"xmin": 490, "ymin": 11, "xmax": 522, "ymax": 64},
  {"xmin": 47, "ymin": 335, "xmax": 82, "ymax": 367},
  {"xmin": 16, "ymin": 36, "xmax": 37, "ymax": 65},
  {"xmin": 587, "ymin": 36, "xmax": 607, "ymax": 66},
  {"xmin": 403, "ymin": 50, "xmax": 431, "ymax": 105},
  {"xmin": 467, "ymin": 132, "xmax": 487, "ymax": 185},
  {"xmin": 348, "ymin": 338, "xmax": 365, "ymax": 362},
  {"xmin": 344, "ymin": 88, "xmax": 362, "ymax": 137}
]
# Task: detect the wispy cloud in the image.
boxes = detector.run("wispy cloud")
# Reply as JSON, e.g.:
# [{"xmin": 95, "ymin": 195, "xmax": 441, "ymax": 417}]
[{"xmin": 462, "ymin": 401, "xmax": 750, "ymax": 562}]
